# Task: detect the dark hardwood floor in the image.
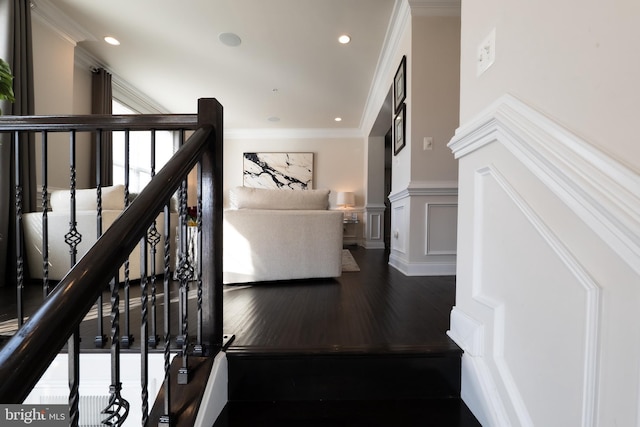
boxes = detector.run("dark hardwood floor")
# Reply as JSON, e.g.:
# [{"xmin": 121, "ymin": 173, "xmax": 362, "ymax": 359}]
[
  {"xmin": 223, "ymin": 247, "xmax": 459, "ymax": 354},
  {"xmin": 1, "ymin": 247, "xmax": 459, "ymax": 354},
  {"xmin": 2, "ymin": 247, "xmax": 480, "ymax": 426}
]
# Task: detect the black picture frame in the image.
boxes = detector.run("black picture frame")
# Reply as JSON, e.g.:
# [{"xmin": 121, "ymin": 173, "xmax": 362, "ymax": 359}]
[
  {"xmin": 393, "ymin": 103, "xmax": 406, "ymax": 155},
  {"xmin": 394, "ymin": 55, "xmax": 406, "ymax": 114}
]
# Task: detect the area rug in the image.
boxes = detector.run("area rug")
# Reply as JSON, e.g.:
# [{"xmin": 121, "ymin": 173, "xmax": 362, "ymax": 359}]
[{"xmin": 342, "ymin": 249, "xmax": 360, "ymax": 272}]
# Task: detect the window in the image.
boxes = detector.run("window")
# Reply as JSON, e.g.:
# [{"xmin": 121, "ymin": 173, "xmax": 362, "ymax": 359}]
[{"xmin": 112, "ymin": 100, "xmax": 177, "ymax": 194}]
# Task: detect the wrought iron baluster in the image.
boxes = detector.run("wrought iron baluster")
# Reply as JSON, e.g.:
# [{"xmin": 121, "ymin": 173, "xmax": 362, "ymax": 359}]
[
  {"xmin": 140, "ymin": 235, "xmax": 149, "ymax": 426},
  {"xmin": 102, "ymin": 274, "xmax": 129, "ymax": 426},
  {"xmin": 176, "ymin": 130, "xmax": 191, "ymax": 384},
  {"xmin": 95, "ymin": 130, "xmax": 107, "ymax": 348},
  {"xmin": 66, "ymin": 130, "xmax": 81, "ymax": 427},
  {"xmin": 158, "ymin": 204, "xmax": 172, "ymax": 427},
  {"xmin": 122, "ymin": 130, "xmax": 133, "ymax": 349},
  {"xmin": 14, "ymin": 131, "xmax": 24, "ymax": 326},
  {"xmin": 41, "ymin": 131, "xmax": 50, "ymax": 297},
  {"xmin": 148, "ymin": 130, "xmax": 160, "ymax": 348},
  {"xmin": 194, "ymin": 161, "xmax": 204, "ymax": 356}
]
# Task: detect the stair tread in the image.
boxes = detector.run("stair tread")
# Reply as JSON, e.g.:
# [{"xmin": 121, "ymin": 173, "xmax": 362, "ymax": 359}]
[{"xmin": 214, "ymin": 399, "xmax": 481, "ymax": 427}]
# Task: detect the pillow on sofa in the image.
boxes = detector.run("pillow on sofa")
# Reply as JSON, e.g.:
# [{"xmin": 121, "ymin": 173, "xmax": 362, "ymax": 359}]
[
  {"xmin": 50, "ymin": 185, "xmax": 125, "ymax": 211},
  {"xmin": 228, "ymin": 186, "xmax": 329, "ymax": 210}
]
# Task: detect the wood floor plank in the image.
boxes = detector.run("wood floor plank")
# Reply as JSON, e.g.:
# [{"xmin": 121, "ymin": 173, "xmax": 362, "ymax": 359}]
[{"xmin": 2, "ymin": 247, "xmax": 459, "ymax": 356}]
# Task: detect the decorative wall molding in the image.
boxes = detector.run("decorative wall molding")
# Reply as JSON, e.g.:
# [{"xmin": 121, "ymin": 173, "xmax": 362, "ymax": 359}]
[
  {"xmin": 360, "ymin": 0, "xmax": 410, "ymax": 133},
  {"xmin": 449, "ymin": 94, "xmax": 640, "ymax": 274},
  {"xmin": 469, "ymin": 165, "xmax": 602, "ymax": 427},
  {"xmin": 408, "ymin": 0, "xmax": 461, "ymax": 17},
  {"xmin": 31, "ymin": 0, "xmax": 97, "ymax": 46},
  {"xmin": 225, "ymin": 127, "xmax": 363, "ymax": 140},
  {"xmin": 364, "ymin": 204, "xmax": 386, "ymax": 249},
  {"xmin": 425, "ymin": 203, "xmax": 457, "ymax": 255},
  {"xmin": 388, "ymin": 180, "xmax": 458, "ymax": 202}
]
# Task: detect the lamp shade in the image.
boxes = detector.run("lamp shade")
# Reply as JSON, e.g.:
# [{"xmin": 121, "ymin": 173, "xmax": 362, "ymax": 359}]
[{"xmin": 336, "ymin": 191, "xmax": 355, "ymax": 207}]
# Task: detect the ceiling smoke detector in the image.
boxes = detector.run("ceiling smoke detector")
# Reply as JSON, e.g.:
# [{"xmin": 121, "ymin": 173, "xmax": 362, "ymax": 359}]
[{"xmin": 219, "ymin": 32, "xmax": 242, "ymax": 47}]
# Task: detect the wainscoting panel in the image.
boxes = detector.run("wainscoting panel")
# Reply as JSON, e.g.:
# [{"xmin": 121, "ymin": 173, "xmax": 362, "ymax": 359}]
[
  {"xmin": 448, "ymin": 95, "xmax": 640, "ymax": 427},
  {"xmin": 426, "ymin": 203, "xmax": 458, "ymax": 255},
  {"xmin": 389, "ymin": 184, "xmax": 458, "ymax": 276},
  {"xmin": 364, "ymin": 204, "xmax": 386, "ymax": 249},
  {"xmin": 391, "ymin": 203, "xmax": 406, "ymax": 254}
]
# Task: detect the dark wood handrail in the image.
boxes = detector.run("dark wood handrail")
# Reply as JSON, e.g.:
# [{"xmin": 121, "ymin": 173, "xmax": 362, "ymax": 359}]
[
  {"xmin": 0, "ymin": 118, "xmax": 216, "ymax": 402},
  {"xmin": 0, "ymin": 114, "xmax": 198, "ymax": 131}
]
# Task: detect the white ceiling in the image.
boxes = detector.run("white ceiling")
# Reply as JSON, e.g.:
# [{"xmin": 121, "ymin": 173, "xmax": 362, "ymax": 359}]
[{"xmin": 32, "ymin": 0, "xmax": 460, "ymax": 135}]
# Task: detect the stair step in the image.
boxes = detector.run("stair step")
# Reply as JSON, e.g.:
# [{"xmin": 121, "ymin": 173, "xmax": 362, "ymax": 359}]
[
  {"xmin": 213, "ymin": 399, "xmax": 481, "ymax": 427},
  {"xmin": 227, "ymin": 349, "xmax": 462, "ymax": 402}
]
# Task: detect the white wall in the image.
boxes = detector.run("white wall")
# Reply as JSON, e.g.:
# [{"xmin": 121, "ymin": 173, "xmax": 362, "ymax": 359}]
[
  {"xmin": 385, "ymin": 12, "xmax": 460, "ymax": 274},
  {"xmin": 32, "ymin": 16, "xmax": 93, "ymax": 190},
  {"xmin": 459, "ymin": 0, "xmax": 640, "ymax": 172},
  {"xmin": 223, "ymin": 136, "xmax": 365, "ymax": 209},
  {"xmin": 451, "ymin": 0, "xmax": 640, "ymax": 425},
  {"xmin": 410, "ymin": 16, "xmax": 459, "ymax": 183}
]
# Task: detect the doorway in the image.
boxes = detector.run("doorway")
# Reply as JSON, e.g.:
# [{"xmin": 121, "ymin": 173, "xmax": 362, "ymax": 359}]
[{"xmin": 384, "ymin": 127, "xmax": 392, "ymax": 249}]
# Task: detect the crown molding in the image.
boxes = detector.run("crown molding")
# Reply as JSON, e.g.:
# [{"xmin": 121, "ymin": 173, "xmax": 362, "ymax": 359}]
[
  {"xmin": 30, "ymin": 0, "xmax": 97, "ymax": 46},
  {"xmin": 408, "ymin": 0, "xmax": 461, "ymax": 17},
  {"xmin": 359, "ymin": 0, "xmax": 411, "ymax": 134},
  {"xmin": 225, "ymin": 127, "xmax": 364, "ymax": 140}
]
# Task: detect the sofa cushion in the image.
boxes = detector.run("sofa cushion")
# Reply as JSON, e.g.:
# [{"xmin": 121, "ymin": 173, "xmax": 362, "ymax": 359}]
[
  {"xmin": 228, "ymin": 186, "xmax": 329, "ymax": 210},
  {"xmin": 50, "ymin": 185, "xmax": 125, "ymax": 211}
]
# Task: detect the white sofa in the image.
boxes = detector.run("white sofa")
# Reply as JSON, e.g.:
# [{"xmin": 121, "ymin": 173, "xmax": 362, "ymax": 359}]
[
  {"xmin": 223, "ymin": 187, "xmax": 343, "ymax": 284},
  {"xmin": 23, "ymin": 185, "xmax": 177, "ymax": 281}
]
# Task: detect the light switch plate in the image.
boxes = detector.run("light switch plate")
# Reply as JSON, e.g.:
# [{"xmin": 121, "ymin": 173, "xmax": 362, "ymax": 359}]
[{"xmin": 477, "ymin": 28, "xmax": 496, "ymax": 76}]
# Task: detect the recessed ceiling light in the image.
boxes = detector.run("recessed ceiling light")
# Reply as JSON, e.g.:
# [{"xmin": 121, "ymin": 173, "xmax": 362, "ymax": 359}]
[
  {"xmin": 219, "ymin": 32, "xmax": 242, "ymax": 47},
  {"xmin": 104, "ymin": 36, "xmax": 120, "ymax": 46},
  {"xmin": 334, "ymin": 117, "xmax": 343, "ymax": 122},
  {"xmin": 338, "ymin": 34, "xmax": 351, "ymax": 44}
]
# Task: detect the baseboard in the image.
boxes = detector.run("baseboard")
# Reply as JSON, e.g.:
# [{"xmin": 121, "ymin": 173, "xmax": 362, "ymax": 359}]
[
  {"xmin": 388, "ymin": 252, "xmax": 456, "ymax": 276},
  {"xmin": 447, "ymin": 308, "xmax": 510, "ymax": 427},
  {"xmin": 362, "ymin": 240, "xmax": 386, "ymax": 249}
]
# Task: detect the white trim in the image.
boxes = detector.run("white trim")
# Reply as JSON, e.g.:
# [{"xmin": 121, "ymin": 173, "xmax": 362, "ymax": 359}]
[
  {"xmin": 388, "ymin": 252, "xmax": 456, "ymax": 275},
  {"xmin": 408, "ymin": 0, "xmax": 462, "ymax": 16},
  {"xmin": 193, "ymin": 352, "xmax": 228, "ymax": 427},
  {"xmin": 360, "ymin": 0, "xmax": 411, "ymax": 133},
  {"xmin": 388, "ymin": 181, "xmax": 458, "ymax": 202},
  {"xmin": 447, "ymin": 308, "xmax": 510, "ymax": 427},
  {"xmin": 225, "ymin": 127, "xmax": 363, "ymax": 140},
  {"xmin": 31, "ymin": 0, "xmax": 97, "ymax": 46},
  {"xmin": 448, "ymin": 94, "xmax": 640, "ymax": 275},
  {"xmin": 473, "ymin": 165, "xmax": 602, "ymax": 427},
  {"xmin": 425, "ymin": 202, "xmax": 457, "ymax": 255}
]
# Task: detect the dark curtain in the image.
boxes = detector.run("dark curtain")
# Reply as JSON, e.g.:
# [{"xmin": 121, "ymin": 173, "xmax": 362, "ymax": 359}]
[
  {"xmin": 90, "ymin": 67, "xmax": 113, "ymax": 187},
  {"xmin": 0, "ymin": 0, "xmax": 35, "ymax": 287}
]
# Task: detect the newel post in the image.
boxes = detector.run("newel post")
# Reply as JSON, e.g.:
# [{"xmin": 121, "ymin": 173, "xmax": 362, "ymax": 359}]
[{"xmin": 197, "ymin": 98, "xmax": 224, "ymax": 352}]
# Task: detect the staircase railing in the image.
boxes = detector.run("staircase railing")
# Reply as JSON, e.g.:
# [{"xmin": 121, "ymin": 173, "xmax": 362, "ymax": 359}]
[{"xmin": 0, "ymin": 98, "xmax": 224, "ymax": 426}]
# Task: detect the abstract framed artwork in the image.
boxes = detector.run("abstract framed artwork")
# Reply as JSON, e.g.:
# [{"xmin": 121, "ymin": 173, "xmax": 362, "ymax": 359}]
[
  {"xmin": 394, "ymin": 55, "xmax": 406, "ymax": 114},
  {"xmin": 393, "ymin": 103, "xmax": 406, "ymax": 155},
  {"xmin": 243, "ymin": 152, "xmax": 314, "ymax": 189}
]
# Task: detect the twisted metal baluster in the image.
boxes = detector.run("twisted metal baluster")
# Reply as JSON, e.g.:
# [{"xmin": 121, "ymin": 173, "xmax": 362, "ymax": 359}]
[
  {"xmin": 101, "ymin": 276, "xmax": 129, "ymax": 426},
  {"xmin": 94, "ymin": 131, "xmax": 107, "ymax": 347},
  {"xmin": 41, "ymin": 131, "xmax": 51, "ymax": 298},
  {"xmin": 194, "ymin": 162, "xmax": 204, "ymax": 356},
  {"xmin": 140, "ymin": 235, "xmax": 150, "ymax": 426},
  {"xmin": 148, "ymin": 130, "xmax": 160, "ymax": 348},
  {"xmin": 176, "ymin": 177, "xmax": 192, "ymax": 384},
  {"xmin": 122, "ymin": 130, "xmax": 133, "ymax": 348},
  {"xmin": 14, "ymin": 131, "xmax": 24, "ymax": 326},
  {"xmin": 158, "ymin": 204, "xmax": 172, "ymax": 427},
  {"xmin": 66, "ymin": 130, "xmax": 82, "ymax": 427}
]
